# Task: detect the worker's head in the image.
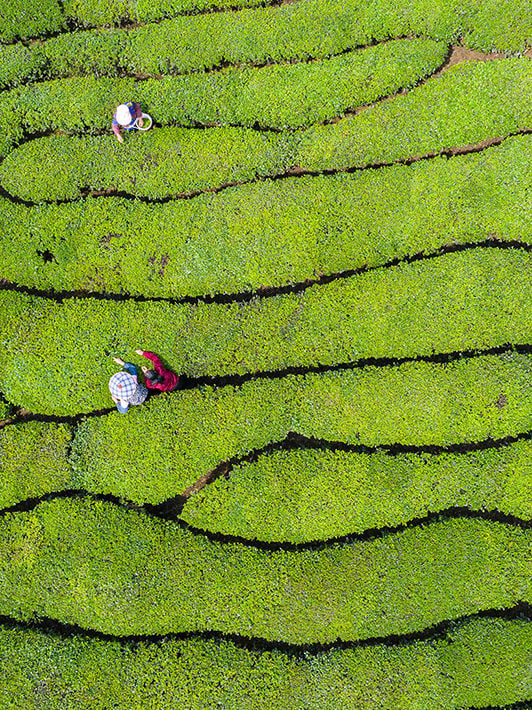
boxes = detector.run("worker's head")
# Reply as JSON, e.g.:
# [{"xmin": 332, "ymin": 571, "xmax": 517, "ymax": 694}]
[
  {"xmin": 115, "ymin": 104, "xmax": 132, "ymax": 126},
  {"xmin": 142, "ymin": 366, "xmax": 163, "ymax": 384}
]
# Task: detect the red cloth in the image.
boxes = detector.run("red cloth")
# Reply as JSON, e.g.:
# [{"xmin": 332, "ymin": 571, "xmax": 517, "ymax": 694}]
[{"xmin": 141, "ymin": 351, "xmax": 180, "ymax": 392}]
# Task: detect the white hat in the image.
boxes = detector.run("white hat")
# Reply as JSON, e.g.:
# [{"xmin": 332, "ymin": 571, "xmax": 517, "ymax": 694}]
[{"xmin": 116, "ymin": 104, "xmax": 133, "ymax": 126}]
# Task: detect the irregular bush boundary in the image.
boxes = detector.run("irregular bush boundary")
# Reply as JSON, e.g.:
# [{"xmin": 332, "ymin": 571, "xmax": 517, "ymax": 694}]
[
  {"xmin": 0, "ymin": 498, "xmax": 530, "ymax": 643},
  {"xmin": 1, "ymin": 247, "xmax": 531, "ymax": 413},
  {"xmin": 1, "ymin": 58, "xmax": 529, "ymax": 202},
  {"xmin": 0, "ymin": 134, "xmax": 530, "ymax": 299},
  {"xmin": 0, "ymin": 615, "xmax": 531, "ymax": 709}
]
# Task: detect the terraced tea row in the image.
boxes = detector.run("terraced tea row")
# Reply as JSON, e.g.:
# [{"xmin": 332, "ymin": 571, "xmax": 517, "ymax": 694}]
[
  {"xmin": 1, "ymin": 616, "xmax": 530, "ymax": 708},
  {"xmin": 0, "ymin": 498, "xmax": 529, "ymax": 642},
  {"xmin": 0, "ymin": 34, "xmax": 446, "ymax": 98},
  {"xmin": 2, "ymin": 58, "xmax": 529, "ymax": 200},
  {"xmin": 1, "ymin": 248, "xmax": 531, "ymax": 412},
  {"xmin": 2, "ymin": 0, "xmax": 530, "ymax": 52},
  {"xmin": 2, "ymin": 415, "xmax": 531, "ymax": 541},
  {"xmin": 1, "ymin": 135, "xmax": 530, "ymax": 297},
  {"xmin": 181, "ymin": 442, "xmax": 532, "ymax": 542}
]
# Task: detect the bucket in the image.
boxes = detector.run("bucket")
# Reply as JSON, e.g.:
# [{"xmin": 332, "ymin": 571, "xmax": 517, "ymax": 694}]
[{"xmin": 134, "ymin": 113, "xmax": 153, "ymax": 131}]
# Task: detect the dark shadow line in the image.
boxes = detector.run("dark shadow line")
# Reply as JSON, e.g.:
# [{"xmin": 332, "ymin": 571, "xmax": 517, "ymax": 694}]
[
  {"xmin": 0, "ymin": 603, "xmax": 529, "ymax": 654},
  {"xmin": 1, "ymin": 240, "xmax": 531, "ymax": 306},
  {"xmin": 1, "ymin": 129, "xmax": 530, "ymax": 207},
  {"xmin": 0, "ymin": 490, "xmax": 529, "ymax": 550}
]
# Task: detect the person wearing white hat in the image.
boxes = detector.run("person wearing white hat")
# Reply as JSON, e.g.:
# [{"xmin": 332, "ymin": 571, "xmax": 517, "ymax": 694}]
[
  {"xmin": 109, "ymin": 357, "xmax": 148, "ymax": 413},
  {"xmin": 112, "ymin": 101, "xmax": 144, "ymax": 143}
]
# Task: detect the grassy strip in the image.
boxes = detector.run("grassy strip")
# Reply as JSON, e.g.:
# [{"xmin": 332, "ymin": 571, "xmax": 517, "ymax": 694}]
[
  {"xmin": 1, "ymin": 0, "xmax": 530, "ymax": 63},
  {"xmin": 181, "ymin": 442, "xmax": 532, "ymax": 542},
  {"xmin": 0, "ymin": 422, "xmax": 72, "ymax": 509},
  {"xmin": 0, "ymin": 617, "xmax": 531, "ymax": 708},
  {"xmin": 68, "ymin": 353, "xmax": 532, "ymax": 501},
  {"xmin": 1, "ymin": 134, "xmax": 530, "ymax": 297},
  {"xmin": 0, "ymin": 498, "xmax": 529, "ymax": 642},
  {"xmin": 0, "ymin": 247, "xmax": 531, "ymax": 413},
  {"xmin": 2, "ymin": 58, "xmax": 529, "ymax": 201}
]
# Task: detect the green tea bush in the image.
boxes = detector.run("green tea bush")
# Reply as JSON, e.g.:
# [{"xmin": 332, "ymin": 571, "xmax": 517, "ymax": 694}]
[
  {"xmin": 180, "ymin": 442, "xmax": 532, "ymax": 542},
  {"xmin": 0, "ymin": 127, "xmax": 295, "ymax": 201},
  {"xmin": 0, "ymin": 617, "xmax": 531, "ymax": 708},
  {"xmin": 0, "ymin": 422, "xmax": 72, "ymax": 509},
  {"xmin": 68, "ymin": 354, "xmax": 532, "ymax": 500},
  {"xmin": 0, "ymin": 498, "xmax": 529, "ymax": 642},
  {"xmin": 0, "ymin": 354, "xmax": 528, "ymax": 509},
  {"xmin": 0, "ymin": 248, "xmax": 531, "ymax": 413},
  {"xmin": 0, "ymin": 0, "xmax": 63, "ymax": 42},
  {"xmin": 0, "ymin": 39, "xmax": 447, "ymax": 126},
  {"xmin": 0, "ymin": 135, "xmax": 530, "ymax": 297},
  {"xmin": 62, "ymin": 0, "xmax": 268, "ymax": 27},
  {"xmin": 2, "ymin": 58, "xmax": 529, "ymax": 200}
]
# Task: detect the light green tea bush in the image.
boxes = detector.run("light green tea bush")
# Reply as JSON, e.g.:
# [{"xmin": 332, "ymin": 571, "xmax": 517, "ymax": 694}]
[
  {"xmin": 1, "ymin": 58, "xmax": 529, "ymax": 200},
  {"xmin": 0, "ymin": 135, "xmax": 530, "ymax": 297},
  {"xmin": 0, "ymin": 617, "xmax": 531, "ymax": 708},
  {"xmin": 2, "ymin": 0, "xmax": 530, "ymax": 60},
  {"xmin": 0, "ymin": 422, "xmax": 72, "ymax": 509}
]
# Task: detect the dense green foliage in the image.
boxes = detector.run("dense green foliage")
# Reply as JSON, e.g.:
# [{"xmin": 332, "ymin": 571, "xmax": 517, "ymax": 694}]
[
  {"xmin": 69, "ymin": 354, "xmax": 532, "ymax": 500},
  {"xmin": 0, "ymin": 422, "xmax": 72, "ymax": 509},
  {"xmin": 0, "ymin": 127, "xmax": 294, "ymax": 201},
  {"xmin": 298, "ymin": 56, "xmax": 532, "ymax": 171},
  {"xmin": 0, "ymin": 498, "xmax": 529, "ymax": 642},
  {"xmin": 1, "ymin": 135, "xmax": 530, "ymax": 297},
  {"xmin": 0, "ymin": 0, "xmax": 63, "ymax": 42},
  {"xmin": 181, "ymin": 441, "xmax": 532, "ymax": 542},
  {"xmin": 2, "ymin": 0, "xmax": 531, "ymax": 53},
  {"xmin": 2, "ymin": 58, "xmax": 529, "ymax": 201},
  {"xmin": 0, "ymin": 248, "xmax": 531, "ymax": 412},
  {"xmin": 0, "ymin": 617, "xmax": 531, "ymax": 708}
]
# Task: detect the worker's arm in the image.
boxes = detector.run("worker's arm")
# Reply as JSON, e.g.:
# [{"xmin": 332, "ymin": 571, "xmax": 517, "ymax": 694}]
[
  {"xmin": 112, "ymin": 123, "xmax": 124, "ymax": 143},
  {"xmin": 136, "ymin": 350, "xmax": 165, "ymax": 375}
]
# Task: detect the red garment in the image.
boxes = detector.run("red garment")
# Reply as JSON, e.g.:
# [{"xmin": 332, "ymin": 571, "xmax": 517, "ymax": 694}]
[{"xmin": 141, "ymin": 351, "xmax": 180, "ymax": 392}]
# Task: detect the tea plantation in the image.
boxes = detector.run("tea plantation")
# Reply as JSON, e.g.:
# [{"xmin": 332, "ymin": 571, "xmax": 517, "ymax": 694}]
[{"xmin": 0, "ymin": 0, "xmax": 531, "ymax": 707}]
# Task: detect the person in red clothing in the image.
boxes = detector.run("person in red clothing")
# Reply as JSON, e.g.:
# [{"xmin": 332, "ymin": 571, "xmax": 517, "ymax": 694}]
[{"xmin": 136, "ymin": 350, "xmax": 180, "ymax": 392}]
